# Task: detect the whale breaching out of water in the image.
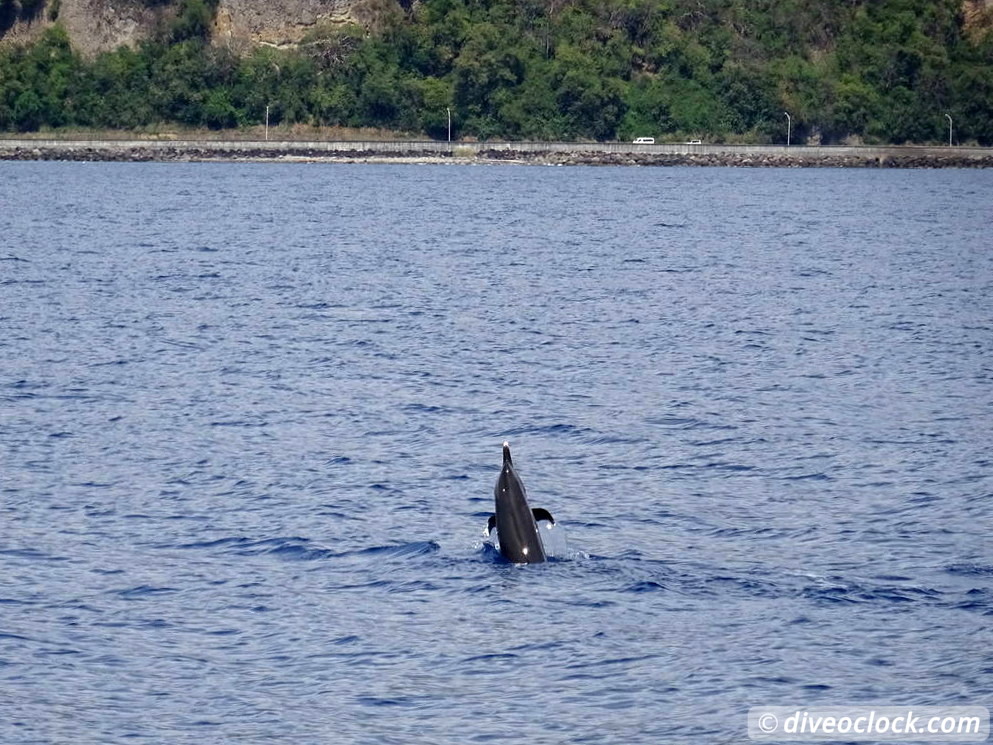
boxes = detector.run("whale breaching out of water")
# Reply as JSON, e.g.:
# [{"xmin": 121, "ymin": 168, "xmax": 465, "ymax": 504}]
[{"xmin": 487, "ymin": 442, "xmax": 555, "ymax": 564}]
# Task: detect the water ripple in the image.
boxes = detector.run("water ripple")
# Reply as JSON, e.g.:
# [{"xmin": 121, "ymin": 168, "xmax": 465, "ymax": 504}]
[{"xmin": 1, "ymin": 163, "xmax": 990, "ymax": 745}]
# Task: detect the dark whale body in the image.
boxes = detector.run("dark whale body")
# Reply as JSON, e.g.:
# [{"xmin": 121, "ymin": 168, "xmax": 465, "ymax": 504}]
[{"xmin": 487, "ymin": 442, "xmax": 555, "ymax": 564}]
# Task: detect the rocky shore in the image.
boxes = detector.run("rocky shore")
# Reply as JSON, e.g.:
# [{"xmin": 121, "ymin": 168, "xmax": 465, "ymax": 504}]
[
  {"xmin": 2, "ymin": 140, "xmax": 992, "ymax": 167},
  {"xmin": 0, "ymin": 143, "xmax": 451, "ymax": 164},
  {"xmin": 480, "ymin": 148, "xmax": 993, "ymax": 168}
]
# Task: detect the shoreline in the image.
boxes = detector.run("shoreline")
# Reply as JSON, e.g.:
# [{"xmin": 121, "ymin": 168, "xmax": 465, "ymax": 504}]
[{"xmin": 2, "ymin": 139, "xmax": 992, "ymax": 167}]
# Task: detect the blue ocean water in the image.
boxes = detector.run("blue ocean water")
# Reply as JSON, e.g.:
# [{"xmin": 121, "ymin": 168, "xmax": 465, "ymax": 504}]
[{"xmin": 1, "ymin": 162, "xmax": 991, "ymax": 744}]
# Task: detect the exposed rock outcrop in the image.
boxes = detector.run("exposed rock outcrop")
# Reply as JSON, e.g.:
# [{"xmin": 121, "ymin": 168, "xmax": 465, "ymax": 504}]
[
  {"xmin": 0, "ymin": 0, "xmax": 174, "ymax": 56},
  {"xmin": 964, "ymin": 0, "xmax": 993, "ymax": 40},
  {"xmin": 0, "ymin": 0, "xmax": 366, "ymax": 56},
  {"xmin": 212, "ymin": 0, "xmax": 356, "ymax": 53}
]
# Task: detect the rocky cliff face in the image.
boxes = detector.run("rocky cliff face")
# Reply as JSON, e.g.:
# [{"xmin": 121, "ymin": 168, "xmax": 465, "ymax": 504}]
[
  {"xmin": 964, "ymin": 0, "xmax": 993, "ymax": 40},
  {"xmin": 1, "ymin": 0, "xmax": 360, "ymax": 56},
  {"xmin": 1, "ymin": 0, "xmax": 172, "ymax": 56},
  {"xmin": 3, "ymin": 0, "xmax": 991, "ymax": 57},
  {"xmin": 213, "ymin": 0, "xmax": 356, "ymax": 53}
]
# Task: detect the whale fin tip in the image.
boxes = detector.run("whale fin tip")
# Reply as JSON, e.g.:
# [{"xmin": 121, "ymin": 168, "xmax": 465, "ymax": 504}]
[{"xmin": 532, "ymin": 507, "xmax": 554, "ymax": 525}]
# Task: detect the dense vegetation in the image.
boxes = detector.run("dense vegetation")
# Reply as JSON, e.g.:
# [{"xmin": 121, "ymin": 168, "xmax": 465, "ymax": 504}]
[{"xmin": 1, "ymin": 0, "xmax": 992, "ymax": 143}]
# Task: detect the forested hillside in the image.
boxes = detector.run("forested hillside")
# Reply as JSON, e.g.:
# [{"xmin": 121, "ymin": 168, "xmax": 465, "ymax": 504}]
[{"xmin": 2, "ymin": 0, "xmax": 992, "ymax": 143}]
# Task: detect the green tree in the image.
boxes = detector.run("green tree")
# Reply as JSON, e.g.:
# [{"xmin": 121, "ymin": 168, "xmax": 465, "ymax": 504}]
[
  {"xmin": 620, "ymin": 75, "xmax": 673, "ymax": 139},
  {"xmin": 453, "ymin": 22, "xmax": 526, "ymax": 134},
  {"xmin": 717, "ymin": 62, "xmax": 778, "ymax": 137},
  {"xmin": 952, "ymin": 63, "xmax": 993, "ymax": 144},
  {"xmin": 550, "ymin": 46, "xmax": 626, "ymax": 139},
  {"xmin": 827, "ymin": 74, "xmax": 880, "ymax": 141},
  {"xmin": 203, "ymin": 88, "xmax": 237, "ymax": 128},
  {"xmin": 415, "ymin": 75, "xmax": 454, "ymax": 138},
  {"xmin": 12, "ymin": 88, "xmax": 43, "ymax": 130}
]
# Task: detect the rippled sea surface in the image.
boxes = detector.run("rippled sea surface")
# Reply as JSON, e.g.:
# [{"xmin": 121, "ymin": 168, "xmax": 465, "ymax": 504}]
[{"xmin": 2, "ymin": 162, "xmax": 991, "ymax": 744}]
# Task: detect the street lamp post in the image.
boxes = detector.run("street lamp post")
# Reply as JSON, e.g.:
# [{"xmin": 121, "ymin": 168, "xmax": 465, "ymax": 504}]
[
  {"xmin": 265, "ymin": 105, "xmax": 270, "ymax": 142},
  {"xmin": 944, "ymin": 113, "xmax": 953, "ymax": 147},
  {"xmin": 784, "ymin": 111, "xmax": 792, "ymax": 147},
  {"xmin": 447, "ymin": 107, "xmax": 452, "ymax": 144}
]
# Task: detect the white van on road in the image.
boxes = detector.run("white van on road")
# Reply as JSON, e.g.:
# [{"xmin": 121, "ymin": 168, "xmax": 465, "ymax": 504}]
[{"xmin": 632, "ymin": 137, "xmax": 655, "ymax": 144}]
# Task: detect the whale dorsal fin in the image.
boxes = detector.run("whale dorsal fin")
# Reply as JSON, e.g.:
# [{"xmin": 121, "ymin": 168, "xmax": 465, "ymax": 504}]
[
  {"xmin": 487, "ymin": 514, "xmax": 496, "ymax": 534},
  {"xmin": 503, "ymin": 441, "xmax": 512, "ymax": 465},
  {"xmin": 532, "ymin": 508, "xmax": 555, "ymax": 525}
]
